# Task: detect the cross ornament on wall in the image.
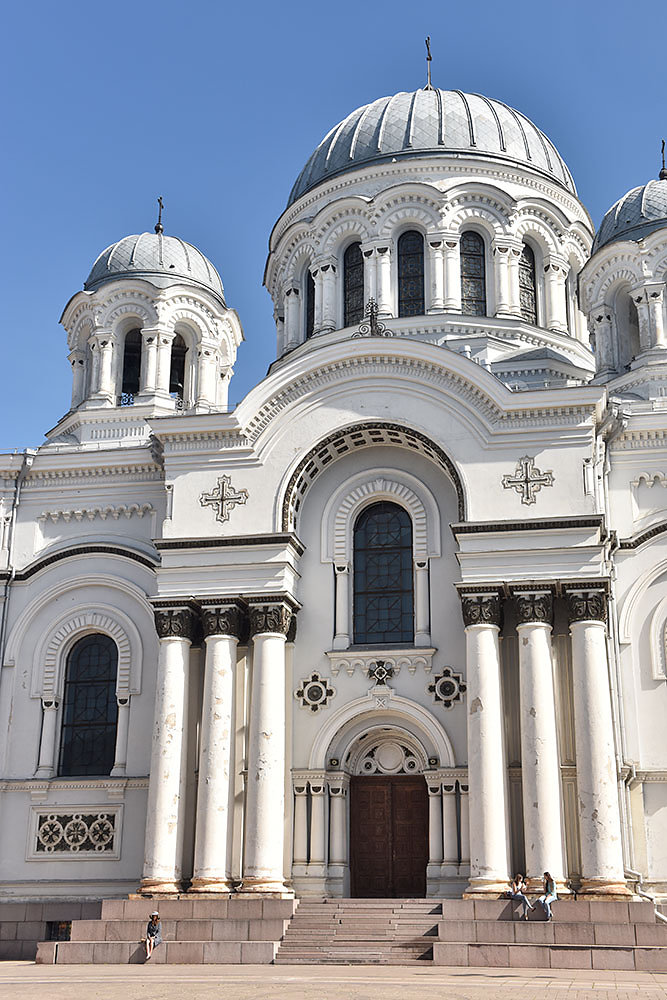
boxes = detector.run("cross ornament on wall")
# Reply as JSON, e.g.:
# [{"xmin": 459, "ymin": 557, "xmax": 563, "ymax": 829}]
[
  {"xmin": 502, "ymin": 456, "xmax": 554, "ymax": 505},
  {"xmin": 199, "ymin": 475, "xmax": 249, "ymax": 523}
]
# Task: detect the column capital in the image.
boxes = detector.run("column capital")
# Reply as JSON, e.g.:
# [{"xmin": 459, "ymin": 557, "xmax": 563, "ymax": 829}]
[
  {"xmin": 200, "ymin": 599, "xmax": 247, "ymax": 640},
  {"xmin": 152, "ymin": 601, "xmax": 199, "ymax": 641},
  {"xmin": 441, "ymin": 232, "xmax": 461, "ymax": 249},
  {"xmin": 563, "ymin": 584, "xmax": 609, "ymax": 626},
  {"xmin": 457, "ymin": 586, "xmax": 503, "ymax": 629},
  {"xmin": 312, "ymin": 254, "xmax": 337, "ymax": 273},
  {"xmin": 543, "ymin": 253, "xmax": 569, "ymax": 274},
  {"xmin": 247, "ymin": 596, "xmax": 299, "ymax": 638},
  {"xmin": 510, "ymin": 586, "xmax": 554, "ymax": 626}
]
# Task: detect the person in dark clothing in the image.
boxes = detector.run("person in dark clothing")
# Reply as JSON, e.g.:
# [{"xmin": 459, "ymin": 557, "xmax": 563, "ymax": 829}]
[{"xmin": 145, "ymin": 911, "xmax": 162, "ymax": 958}]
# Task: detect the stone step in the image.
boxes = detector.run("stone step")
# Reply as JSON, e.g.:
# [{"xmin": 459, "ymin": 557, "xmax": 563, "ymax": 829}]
[
  {"xmin": 39, "ymin": 939, "xmax": 278, "ymax": 965},
  {"xmin": 432, "ymin": 941, "xmax": 667, "ymax": 972},
  {"xmin": 69, "ymin": 917, "xmax": 289, "ymax": 942},
  {"xmin": 437, "ymin": 918, "xmax": 667, "ymax": 946},
  {"xmin": 100, "ymin": 898, "xmax": 295, "ymax": 920}
]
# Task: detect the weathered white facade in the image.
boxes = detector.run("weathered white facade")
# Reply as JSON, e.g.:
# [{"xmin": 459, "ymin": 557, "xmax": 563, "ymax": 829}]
[{"xmin": 1, "ymin": 87, "xmax": 667, "ymax": 903}]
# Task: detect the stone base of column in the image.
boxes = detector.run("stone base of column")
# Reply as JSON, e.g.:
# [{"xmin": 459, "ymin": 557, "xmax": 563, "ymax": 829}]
[
  {"xmin": 463, "ymin": 877, "xmax": 510, "ymax": 898},
  {"xmin": 524, "ymin": 877, "xmax": 572, "ymax": 896},
  {"xmin": 188, "ymin": 877, "xmax": 234, "ymax": 894},
  {"xmin": 138, "ymin": 877, "xmax": 183, "ymax": 895},
  {"xmin": 578, "ymin": 876, "xmax": 632, "ymax": 898},
  {"xmin": 237, "ymin": 876, "xmax": 294, "ymax": 898}
]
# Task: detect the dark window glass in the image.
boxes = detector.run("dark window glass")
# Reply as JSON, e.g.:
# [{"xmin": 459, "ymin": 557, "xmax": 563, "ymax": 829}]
[
  {"xmin": 353, "ymin": 502, "xmax": 414, "ymax": 645},
  {"xmin": 460, "ymin": 232, "xmax": 487, "ymax": 316},
  {"xmin": 305, "ymin": 270, "xmax": 315, "ymax": 339},
  {"xmin": 344, "ymin": 242, "xmax": 364, "ymax": 327},
  {"xmin": 120, "ymin": 328, "xmax": 141, "ymax": 404},
  {"xmin": 58, "ymin": 635, "xmax": 118, "ymax": 777},
  {"xmin": 519, "ymin": 244, "xmax": 538, "ymax": 325},
  {"xmin": 169, "ymin": 333, "xmax": 187, "ymax": 402},
  {"xmin": 398, "ymin": 231, "xmax": 425, "ymax": 317}
]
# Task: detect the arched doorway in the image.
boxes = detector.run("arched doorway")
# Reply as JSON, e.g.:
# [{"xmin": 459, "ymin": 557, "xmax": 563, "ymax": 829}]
[{"xmin": 348, "ymin": 731, "xmax": 429, "ymax": 897}]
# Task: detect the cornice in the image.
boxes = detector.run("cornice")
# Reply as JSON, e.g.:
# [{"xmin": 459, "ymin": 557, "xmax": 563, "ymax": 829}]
[
  {"xmin": 155, "ymin": 533, "xmax": 305, "ymax": 556},
  {"xmin": 452, "ymin": 515, "xmax": 605, "ymax": 536},
  {"xmin": 23, "ymin": 463, "xmax": 163, "ymax": 488},
  {"xmin": 15, "ymin": 544, "xmax": 158, "ymax": 581},
  {"xmin": 619, "ymin": 521, "xmax": 667, "ymax": 550}
]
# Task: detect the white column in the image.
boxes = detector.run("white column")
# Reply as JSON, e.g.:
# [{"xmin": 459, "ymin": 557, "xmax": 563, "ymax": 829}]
[
  {"xmin": 428, "ymin": 782, "xmax": 443, "ymax": 864},
  {"xmin": 309, "ymin": 780, "xmax": 327, "ymax": 865},
  {"xmin": 443, "ymin": 237, "xmax": 462, "ymax": 312},
  {"xmin": 91, "ymin": 333, "xmax": 115, "ymax": 400},
  {"xmin": 155, "ymin": 330, "xmax": 175, "ymax": 396},
  {"xmin": 459, "ymin": 783, "xmax": 471, "ymax": 864},
  {"xmin": 329, "ymin": 781, "xmax": 347, "ymax": 865},
  {"xmin": 195, "ymin": 346, "xmax": 217, "ymax": 408},
  {"xmin": 414, "ymin": 560, "xmax": 430, "ymax": 647},
  {"xmin": 428, "ymin": 240, "xmax": 445, "ymax": 312},
  {"xmin": 110, "ymin": 697, "xmax": 130, "ymax": 777},
  {"xmin": 333, "ymin": 564, "xmax": 350, "ymax": 650},
  {"xmin": 442, "ymin": 783, "xmax": 459, "ymax": 865},
  {"xmin": 35, "ymin": 699, "xmax": 59, "ymax": 778},
  {"xmin": 566, "ymin": 588, "xmax": 629, "ymax": 896},
  {"xmin": 590, "ymin": 308, "xmax": 615, "ymax": 375},
  {"xmin": 646, "ymin": 284, "xmax": 666, "ymax": 347},
  {"xmin": 320, "ymin": 263, "xmax": 337, "ymax": 332},
  {"xmin": 544, "ymin": 256, "xmax": 569, "ymax": 333},
  {"xmin": 460, "ymin": 590, "xmax": 510, "ymax": 895},
  {"xmin": 140, "ymin": 606, "xmax": 195, "ymax": 894},
  {"xmin": 312, "ymin": 267, "xmax": 324, "ymax": 334},
  {"xmin": 191, "ymin": 604, "xmax": 243, "ymax": 892},
  {"xmin": 507, "ymin": 244, "xmax": 522, "ymax": 317},
  {"xmin": 240, "ymin": 601, "xmax": 295, "ymax": 895},
  {"xmin": 69, "ymin": 351, "xmax": 86, "ymax": 407},
  {"xmin": 139, "ymin": 328, "xmax": 158, "ymax": 394},
  {"xmin": 293, "ymin": 783, "xmax": 308, "ymax": 865},
  {"xmin": 361, "ymin": 245, "xmax": 377, "ymax": 304},
  {"xmin": 513, "ymin": 589, "xmax": 566, "ymax": 892},
  {"xmin": 493, "ymin": 242, "xmax": 512, "ymax": 317},
  {"xmin": 284, "ymin": 287, "xmax": 301, "ymax": 348},
  {"xmin": 376, "ymin": 245, "xmax": 393, "ymax": 317}
]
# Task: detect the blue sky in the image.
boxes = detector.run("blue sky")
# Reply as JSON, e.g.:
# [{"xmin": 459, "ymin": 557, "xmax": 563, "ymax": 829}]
[{"xmin": 1, "ymin": 0, "xmax": 664, "ymax": 451}]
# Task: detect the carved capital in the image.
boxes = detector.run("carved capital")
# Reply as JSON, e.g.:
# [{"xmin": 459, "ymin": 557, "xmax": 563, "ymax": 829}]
[
  {"xmin": 248, "ymin": 602, "xmax": 295, "ymax": 638},
  {"xmin": 460, "ymin": 592, "xmax": 503, "ymax": 629},
  {"xmin": 154, "ymin": 607, "xmax": 198, "ymax": 641},
  {"xmin": 514, "ymin": 590, "xmax": 554, "ymax": 626},
  {"xmin": 565, "ymin": 588, "xmax": 608, "ymax": 626},
  {"xmin": 201, "ymin": 602, "xmax": 246, "ymax": 640}
]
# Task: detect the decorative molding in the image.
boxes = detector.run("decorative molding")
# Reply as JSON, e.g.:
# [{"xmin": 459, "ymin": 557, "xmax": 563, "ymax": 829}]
[
  {"xmin": 155, "ymin": 533, "xmax": 305, "ymax": 555},
  {"xmin": 619, "ymin": 520, "xmax": 667, "ymax": 550},
  {"xmin": 367, "ymin": 660, "xmax": 394, "ymax": 685},
  {"xmin": 564, "ymin": 587, "xmax": 608, "ymax": 626},
  {"xmin": 199, "ymin": 474, "xmax": 248, "ymax": 523},
  {"xmin": 39, "ymin": 503, "xmax": 154, "ymax": 524},
  {"xmin": 513, "ymin": 588, "xmax": 554, "ymax": 625},
  {"xmin": 356, "ymin": 740, "xmax": 422, "ymax": 776},
  {"xmin": 426, "ymin": 667, "xmax": 467, "ymax": 709},
  {"xmin": 325, "ymin": 647, "xmax": 436, "ymax": 677},
  {"xmin": 15, "ymin": 544, "xmax": 158, "ymax": 581},
  {"xmin": 649, "ymin": 598, "xmax": 667, "ymax": 682},
  {"xmin": 502, "ymin": 455, "xmax": 554, "ymax": 505},
  {"xmin": 248, "ymin": 601, "xmax": 295, "ymax": 637},
  {"xmin": 294, "ymin": 672, "xmax": 336, "ymax": 712},
  {"xmin": 452, "ymin": 515, "xmax": 604, "ymax": 536},
  {"xmin": 29, "ymin": 806, "xmax": 122, "ymax": 860},
  {"xmin": 200, "ymin": 601, "xmax": 247, "ymax": 640},
  {"xmin": 459, "ymin": 591, "xmax": 503, "ymax": 628},
  {"xmin": 153, "ymin": 606, "xmax": 198, "ymax": 640}
]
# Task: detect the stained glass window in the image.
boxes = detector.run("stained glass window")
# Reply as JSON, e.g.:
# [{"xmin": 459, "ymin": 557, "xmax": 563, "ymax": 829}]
[
  {"xmin": 120, "ymin": 328, "xmax": 141, "ymax": 405},
  {"xmin": 460, "ymin": 232, "xmax": 487, "ymax": 316},
  {"xmin": 353, "ymin": 502, "xmax": 414, "ymax": 645},
  {"xmin": 398, "ymin": 231, "xmax": 425, "ymax": 317},
  {"xmin": 58, "ymin": 635, "xmax": 118, "ymax": 777},
  {"xmin": 305, "ymin": 270, "xmax": 315, "ymax": 339},
  {"xmin": 169, "ymin": 333, "xmax": 187, "ymax": 403},
  {"xmin": 344, "ymin": 242, "xmax": 364, "ymax": 327},
  {"xmin": 519, "ymin": 244, "xmax": 538, "ymax": 325}
]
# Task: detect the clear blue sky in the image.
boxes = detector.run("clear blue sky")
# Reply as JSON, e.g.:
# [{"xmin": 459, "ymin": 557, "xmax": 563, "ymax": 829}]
[{"xmin": 1, "ymin": 0, "xmax": 664, "ymax": 451}]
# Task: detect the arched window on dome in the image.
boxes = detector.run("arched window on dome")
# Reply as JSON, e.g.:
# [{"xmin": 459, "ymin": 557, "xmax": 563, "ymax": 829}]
[
  {"xmin": 305, "ymin": 269, "xmax": 315, "ymax": 339},
  {"xmin": 58, "ymin": 634, "xmax": 119, "ymax": 777},
  {"xmin": 519, "ymin": 243, "xmax": 538, "ymax": 325},
  {"xmin": 169, "ymin": 334, "xmax": 188, "ymax": 406},
  {"xmin": 353, "ymin": 501, "xmax": 414, "ymax": 645},
  {"xmin": 615, "ymin": 288, "xmax": 640, "ymax": 370},
  {"xmin": 344, "ymin": 242, "xmax": 364, "ymax": 327},
  {"xmin": 120, "ymin": 328, "xmax": 142, "ymax": 405},
  {"xmin": 460, "ymin": 232, "xmax": 487, "ymax": 316},
  {"xmin": 398, "ymin": 231, "xmax": 425, "ymax": 317}
]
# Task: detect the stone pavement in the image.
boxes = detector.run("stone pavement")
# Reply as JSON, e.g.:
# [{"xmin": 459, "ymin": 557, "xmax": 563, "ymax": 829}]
[{"xmin": 2, "ymin": 962, "xmax": 667, "ymax": 1000}]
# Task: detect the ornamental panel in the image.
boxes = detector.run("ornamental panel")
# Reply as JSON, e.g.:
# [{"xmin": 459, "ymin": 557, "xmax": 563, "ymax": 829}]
[
  {"xmin": 29, "ymin": 806, "xmax": 122, "ymax": 860},
  {"xmin": 294, "ymin": 672, "xmax": 336, "ymax": 712},
  {"xmin": 426, "ymin": 667, "xmax": 467, "ymax": 709}
]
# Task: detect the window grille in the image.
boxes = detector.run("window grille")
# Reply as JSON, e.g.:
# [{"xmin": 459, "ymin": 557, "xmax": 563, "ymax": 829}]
[
  {"xmin": 305, "ymin": 271, "xmax": 315, "ymax": 339},
  {"xmin": 460, "ymin": 232, "xmax": 486, "ymax": 316},
  {"xmin": 121, "ymin": 329, "xmax": 141, "ymax": 401},
  {"xmin": 58, "ymin": 635, "xmax": 118, "ymax": 777},
  {"xmin": 519, "ymin": 244, "xmax": 538, "ymax": 325},
  {"xmin": 397, "ymin": 231, "xmax": 425, "ymax": 317},
  {"xmin": 353, "ymin": 502, "xmax": 414, "ymax": 645},
  {"xmin": 344, "ymin": 242, "xmax": 364, "ymax": 327}
]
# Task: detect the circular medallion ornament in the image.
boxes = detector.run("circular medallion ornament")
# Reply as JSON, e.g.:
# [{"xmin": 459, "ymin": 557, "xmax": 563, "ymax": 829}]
[
  {"xmin": 427, "ymin": 666, "xmax": 467, "ymax": 709},
  {"xmin": 295, "ymin": 672, "xmax": 336, "ymax": 712}
]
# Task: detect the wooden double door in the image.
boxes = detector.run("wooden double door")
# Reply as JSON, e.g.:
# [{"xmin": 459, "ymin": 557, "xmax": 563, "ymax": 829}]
[{"xmin": 349, "ymin": 775, "xmax": 429, "ymax": 898}]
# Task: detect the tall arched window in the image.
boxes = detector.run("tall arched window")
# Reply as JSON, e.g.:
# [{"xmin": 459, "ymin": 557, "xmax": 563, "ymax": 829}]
[
  {"xmin": 344, "ymin": 242, "xmax": 364, "ymax": 327},
  {"xmin": 120, "ymin": 328, "xmax": 141, "ymax": 405},
  {"xmin": 305, "ymin": 270, "xmax": 315, "ymax": 339},
  {"xmin": 460, "ymin": 232, "xmax": 487, "ymax": 316},
  {"xmin": 398, "ymin": 231, "xmax": 425, "ymax": 317},
  {"xmin": 353, "ymin": 502, "xmax": 414, "ymax": 645},
  {"xmin": 58, "ymin": 634, "xmax": 118, "ymax": 777},
  {"xmin": 519, "ymin": 244, "xmax": 538, "ymax": 325},
  {"xmin": 169, "ymin": 333, "xmax": 188, "ymax": 405}
]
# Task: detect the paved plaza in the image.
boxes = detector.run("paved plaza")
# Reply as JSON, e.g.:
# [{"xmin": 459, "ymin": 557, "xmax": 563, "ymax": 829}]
[{"xmin": 2, "ymin": 963, "xmax": 667, "ymax": 1000}]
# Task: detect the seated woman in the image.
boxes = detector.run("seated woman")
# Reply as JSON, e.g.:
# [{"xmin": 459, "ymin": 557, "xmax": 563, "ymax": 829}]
[
  {"xmin": 145, "ymin": 911, "xmax": 162, "ymax": 958},
  {"xmin": 508, "ymin": 873, "xmax": 533, "ymax": 920},
  {"xmin": 537, "ymin": 871, "xmax": 557, "ymax": 921}
]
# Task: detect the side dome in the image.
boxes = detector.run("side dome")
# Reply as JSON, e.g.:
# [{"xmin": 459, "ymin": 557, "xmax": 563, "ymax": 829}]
[
  {"xmin": 84, "ymin": 231, "xmax": 225, "ymax": 302},
  {"xmin": 288, "ymin": 88, "xmax": 575, "ymax": 206},
  {"xmin": 593, "ymin": 178, "xmax": 667, "ymax": 251}
]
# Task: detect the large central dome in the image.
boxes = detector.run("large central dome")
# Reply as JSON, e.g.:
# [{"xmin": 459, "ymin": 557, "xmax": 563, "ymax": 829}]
[{"xmin": 288, "ymin": 88, "xmax": 575, "ymax": 206}]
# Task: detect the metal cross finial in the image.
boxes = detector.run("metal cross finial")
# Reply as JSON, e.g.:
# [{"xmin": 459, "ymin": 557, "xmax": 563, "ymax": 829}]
[
  {"xmin": 660, "ymin": 139, "xmax": 667, "ymax": 181},
  {"xmin": 352, "ymin": 298, "xmax": 394, "ymax": 338},
  {"xmin": 424, "ymin": 36, "xmax": 433, "ymax": 90},
  {"xmin": 155, "ymin": 196, "xmax": 164, "ymax": 234}
]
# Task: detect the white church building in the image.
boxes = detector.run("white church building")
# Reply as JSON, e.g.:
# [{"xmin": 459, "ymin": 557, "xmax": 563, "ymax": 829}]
[{"xmin": 1, "ymin": 84, "xmax": 667, "ymax": 905}]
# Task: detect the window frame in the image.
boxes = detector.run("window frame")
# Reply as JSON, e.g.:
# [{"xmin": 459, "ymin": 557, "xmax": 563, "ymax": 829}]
[
  {"xmin": 57, "ymin": 633, "xmax": 119, "ymax": 778},
  {"xmin": 352, "ymin": 500, "xmax": 415, "ymax": 646},
  {"xmin": 397, "ymin": 230, "xmax": 425, "ymax": 318},
  {"xmin": 460, "ymin": 230, "xmax": 488, "ymax": 317}
]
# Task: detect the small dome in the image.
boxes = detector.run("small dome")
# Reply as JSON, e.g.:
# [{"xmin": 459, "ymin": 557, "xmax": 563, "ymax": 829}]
[
  {"xmin": 288, "ymin": 88, "xmax": 575, "ymax": 206},
  {"xmin": 593, "ymin": 178, "xmax": 667, "ymax": 252},
  {"xmin": 84, "ymin": 232, "xmax": 225, "ymax": 302}
]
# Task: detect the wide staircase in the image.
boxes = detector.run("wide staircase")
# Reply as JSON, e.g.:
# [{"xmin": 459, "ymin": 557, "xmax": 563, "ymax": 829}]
[{"xmin": 275, "ymin": 899, "xmax": 439, "ymax": 964}]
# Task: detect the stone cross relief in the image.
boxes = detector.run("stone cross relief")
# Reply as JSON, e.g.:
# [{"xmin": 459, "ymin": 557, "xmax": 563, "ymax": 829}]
[
  {"xmin": 199, "ymin": 475, "xmax": 249, "ymax": 523},
  {"xmin": 502, "ymin": 456, "xmax": 554, "ymax": 505}
]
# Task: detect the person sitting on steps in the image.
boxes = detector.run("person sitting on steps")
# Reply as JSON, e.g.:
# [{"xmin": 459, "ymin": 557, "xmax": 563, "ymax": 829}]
[
  {"xmin": 537, "ymin": 871, "xmax": 557, "ymax": 921},
  {"xmin": 144, "ymin": 911, "xmax": 162, "ymax": 959},
  {"xmin": 508, "ymin": 873, "xmax": 533, "ymax": 920}
]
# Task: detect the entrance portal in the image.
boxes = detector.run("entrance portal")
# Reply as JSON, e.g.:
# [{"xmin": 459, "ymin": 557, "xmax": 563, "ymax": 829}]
[{"xmin": 349, "ymin": 775, "xmax": 428, "ymax": 897}]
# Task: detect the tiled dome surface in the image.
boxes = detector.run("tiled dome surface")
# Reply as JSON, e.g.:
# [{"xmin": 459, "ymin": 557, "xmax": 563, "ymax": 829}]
[{"xmin": 593, "ymin": 179, "xmax": 667, "ymax": 251}]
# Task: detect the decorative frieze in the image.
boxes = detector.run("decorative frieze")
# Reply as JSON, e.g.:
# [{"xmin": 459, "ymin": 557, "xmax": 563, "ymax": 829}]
[
  {"xmin": 460, "ymin": 592, "xmax": 503, "ymax": 629},
  {"xmin": 200, "ymin": 602, "xmax": 246, "ymax": 640},
  {"xmin": 294, "ymin": 672, "xmax": 335, "ymax": 712},
  {"xmin": 565, "ymin": 588, "xmax": 608, "ymax": 626},
  {"xmin": 32, "ymin": 809, "xmax": 120, "ymax": 858},
  {"xmin": 153, "ymin": 606, "xmax": 198, "ymax": 641},
  {"xmin": 39, "ymin": 503, "xmax": 154, "ymax": 524},
  {"xmin": 514, "ymin": 589, "xmax": 554, "ymax": 625},
  {"xmin": 326, "ymin": 647, "xmax": 436, "ymax": 677}
]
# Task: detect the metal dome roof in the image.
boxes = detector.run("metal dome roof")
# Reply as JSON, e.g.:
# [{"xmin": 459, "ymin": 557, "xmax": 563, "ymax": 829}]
[
  {"xmin": 593, "ymin": 178, "xmax": 667, "ymax": 252},
  {"xmin": 84, "ymin": 231, "xmax": 225, "ymax": 301},
  {"xmin": 288, "ymin": 88, "xmax": 575, "ymax": 206}
]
